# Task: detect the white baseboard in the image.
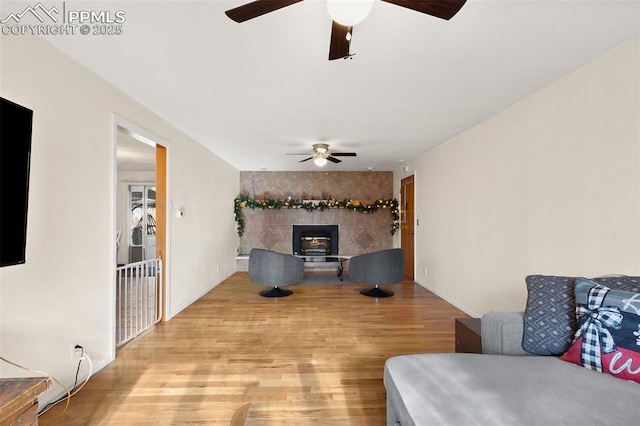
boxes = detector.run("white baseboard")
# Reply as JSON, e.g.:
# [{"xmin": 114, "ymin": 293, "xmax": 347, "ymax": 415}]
[
  {"xmin": 168, "ymin": 272, "xmax": 234, "ymax": 320},
  {"xmin": 414, "ymin": 279, "xmax": 480, "ymax": 318}
]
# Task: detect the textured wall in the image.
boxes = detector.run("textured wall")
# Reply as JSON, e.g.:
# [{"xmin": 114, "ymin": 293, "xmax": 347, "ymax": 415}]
[
  {"xmin": 238, "ymin": 171, "xmax": 394, "ymax": 255},
  {"xmin": 240, "ymin": 171, "xmax": 393, "ymax": 200}
]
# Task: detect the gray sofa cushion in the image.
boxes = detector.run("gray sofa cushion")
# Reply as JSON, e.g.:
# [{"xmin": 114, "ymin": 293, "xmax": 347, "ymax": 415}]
[
  {"xmin": 384, "ymin": 353, "xmax": 640, "ymax": 426},
  {"xmin": 523, "ymin": 275, "xmax": 640, "ymax": 355},
  {"xmin": 481, "ymin": 312, "xmax": 531, "ymax": 356}
]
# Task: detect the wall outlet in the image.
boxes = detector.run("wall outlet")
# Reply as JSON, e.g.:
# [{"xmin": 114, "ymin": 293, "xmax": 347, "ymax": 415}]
[
  {"xmin": 72, "ymin": 343, "xmax": 83, "ymax": 360},
  {"xmin": 216, "ymin": 265, "xmax": 220, "ymax": 273},
  {"xmin": 423, "ymin": 267, "xmax": 428, "ymax": 276}
]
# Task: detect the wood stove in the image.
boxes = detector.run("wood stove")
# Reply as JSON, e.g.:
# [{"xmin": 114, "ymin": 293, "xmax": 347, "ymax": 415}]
[{"xmin": 292, "ymin": 225, "xmax": 338, "ymax": 256}]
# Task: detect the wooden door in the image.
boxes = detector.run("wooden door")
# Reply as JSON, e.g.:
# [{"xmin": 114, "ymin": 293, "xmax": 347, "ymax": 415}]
[
  {"xmin": 400, "ymin": 175, "xmax": 414, "ymax": 280},
  {"xmin": 155, "ymin": 145, "xmax": 167, "ymax": 321}
]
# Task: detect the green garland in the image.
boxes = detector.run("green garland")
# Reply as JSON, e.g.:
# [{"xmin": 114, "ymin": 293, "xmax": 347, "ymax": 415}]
[{"xmin": 234, "ymin": 196, "xmax": 399, "ymax": 237}]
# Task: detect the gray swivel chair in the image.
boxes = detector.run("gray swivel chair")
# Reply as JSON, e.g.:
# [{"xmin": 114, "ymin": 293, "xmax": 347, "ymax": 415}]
[
  {"xmin": 348, "ymin": 248, "xmax": 405, "ymax": 297},
  {"xmin": 248, "ymin": 248, "xmax": 304, "ymax": 297}
]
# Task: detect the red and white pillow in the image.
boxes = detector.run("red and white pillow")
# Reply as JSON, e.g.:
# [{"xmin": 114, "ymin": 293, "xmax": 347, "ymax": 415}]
[{"xmin": 560, "ymin": 278, "xmax": 640, "ymax": 383}]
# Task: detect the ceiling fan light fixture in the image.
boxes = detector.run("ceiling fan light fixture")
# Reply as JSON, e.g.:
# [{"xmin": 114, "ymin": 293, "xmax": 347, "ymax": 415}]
[
  {"xmin": 314, "ymin": 157, "xmax": 328, "ymax": 167},
  {"xmin": 314, "ymin": 143, "xmax": 329, "ymax": 154},
  {"xmin": 327, "ymin": 0, "xmax": 374, "ymax": 26}
]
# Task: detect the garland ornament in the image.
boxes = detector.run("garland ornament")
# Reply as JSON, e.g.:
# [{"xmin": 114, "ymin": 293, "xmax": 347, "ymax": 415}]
[{"xmin": 234, "ymin": 196, "xmax": 399, "ymax": 237}]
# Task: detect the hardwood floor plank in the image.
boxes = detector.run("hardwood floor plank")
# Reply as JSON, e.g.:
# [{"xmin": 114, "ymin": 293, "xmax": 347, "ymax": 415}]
[{"xmin": 40, "ymin": 272, "xmax": 468, "ymax": 425}]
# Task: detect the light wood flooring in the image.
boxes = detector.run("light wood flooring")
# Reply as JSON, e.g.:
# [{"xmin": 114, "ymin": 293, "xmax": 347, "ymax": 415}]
[{"xmin": 40, "ymin": 272, "xmax": 468, "ymax": 425}]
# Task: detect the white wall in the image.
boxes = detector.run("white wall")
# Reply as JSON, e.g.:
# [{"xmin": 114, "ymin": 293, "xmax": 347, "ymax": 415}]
[
  {"xmin": 169, "ymin": 131, "xmax": 241, "ymax": 314},
  {"xmin": 401, "ymin": 36, "xmax": 640, "ymax": 316},
  {"xmin": 0, "ymin": 35, "xmax": 239, "ymax": 405}
]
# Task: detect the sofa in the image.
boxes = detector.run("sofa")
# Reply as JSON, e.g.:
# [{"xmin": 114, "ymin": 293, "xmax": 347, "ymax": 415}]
[{"xmin": 384, "ymin": 275, "xmax": 640, "ymax": 425}]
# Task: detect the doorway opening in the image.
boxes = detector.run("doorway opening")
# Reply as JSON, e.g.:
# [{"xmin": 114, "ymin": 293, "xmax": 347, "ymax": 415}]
[
  {"xmin": 129, "ymin": 184, "xmax": 156, "ymax": 263},
  {"xmin": 115, "ymin": 121, "xmax": 168, "ymax": 349}
]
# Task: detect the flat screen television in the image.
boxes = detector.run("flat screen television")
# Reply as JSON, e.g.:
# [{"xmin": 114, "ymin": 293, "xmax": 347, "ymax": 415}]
[{"xmin": 0, "ymin": 97, "xmax": 33, "ymax": 267}]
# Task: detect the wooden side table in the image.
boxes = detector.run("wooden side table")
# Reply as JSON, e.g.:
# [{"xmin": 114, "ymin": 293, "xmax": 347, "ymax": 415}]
[
  {"xmin": 0, "ymin": 377, "xmax": 51, "ymax": 425},
  {"xmin": 455, "ymin": 318, "xmax": 482, "ymax": 354}
]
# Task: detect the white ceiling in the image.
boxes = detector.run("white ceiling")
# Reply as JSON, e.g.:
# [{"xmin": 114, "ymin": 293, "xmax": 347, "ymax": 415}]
[
  {"xmin": 117, "ymin": 130, "xmax": 156, "ymax": 172},
  {"xmin": 39, "ymin": 0, "xmax": 640, "ymax": 171}
]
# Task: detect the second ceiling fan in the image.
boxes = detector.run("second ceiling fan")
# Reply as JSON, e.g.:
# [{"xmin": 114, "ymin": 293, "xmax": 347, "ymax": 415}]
[
  {"xmin": 225, "ymin": 0, "xmax": 467, "ymax": 60},
  {"xmin": 289, "ymin": 143, "xmax": 356, "ymax": 167}
]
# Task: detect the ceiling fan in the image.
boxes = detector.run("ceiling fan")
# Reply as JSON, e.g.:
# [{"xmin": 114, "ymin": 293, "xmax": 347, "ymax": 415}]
[
  {"xmin": 225, "ymin": 0, "xmax": 467, "ymax": 60},
  {"xmin": 288, "ymin": 143, "xmax": 357, "ymax": 167}
]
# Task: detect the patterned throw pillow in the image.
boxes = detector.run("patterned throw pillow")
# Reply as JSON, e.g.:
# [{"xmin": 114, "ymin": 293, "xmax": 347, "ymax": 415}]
[
  {"xmin": 592, "ymin": 276, "xmax": 640, "ymax": 293},
  {"xmin": 523, "ymin": 275, "xmax": 577, "ymax": 355},
  {"xmin": 560, "ymin": 278, "xmax": 640, "ymax": 384},
  {"xmin": 522, "ymin": 275, "xmax": 640, "ymax": 355}
]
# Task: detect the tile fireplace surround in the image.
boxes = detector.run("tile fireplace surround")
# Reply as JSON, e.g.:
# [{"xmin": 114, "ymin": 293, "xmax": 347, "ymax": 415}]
[{"xmin": 238, "ymin": 171, "xmax": 394, "ymax": 257}]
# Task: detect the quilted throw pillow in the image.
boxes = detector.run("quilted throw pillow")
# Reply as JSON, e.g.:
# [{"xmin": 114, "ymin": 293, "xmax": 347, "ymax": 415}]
[
  {"xmin": 560, "ymin": 278, "xmax": 640, "ymax": 384},
  {"xmin": 523, "ymin": 275, "xmax": 640, "ymax": 355}
]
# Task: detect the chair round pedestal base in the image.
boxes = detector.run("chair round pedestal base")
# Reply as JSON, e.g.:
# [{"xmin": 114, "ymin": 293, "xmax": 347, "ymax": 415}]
[
  {"xmin": 259, "ymin": 286, "xmax": 293, "ymax": 298},
  {"xmin": 360, "ymin": 286, "xmax": 394, "ymax": 298}
]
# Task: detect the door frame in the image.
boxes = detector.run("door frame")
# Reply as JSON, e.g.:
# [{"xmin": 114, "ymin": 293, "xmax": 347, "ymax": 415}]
[
  {"xmin": 112, "ymin": 116, "xmax": 171, "ymax": 357},
  {"xmin": 400, "ymin": 174, "xmax": 415, "ymax": 280}
]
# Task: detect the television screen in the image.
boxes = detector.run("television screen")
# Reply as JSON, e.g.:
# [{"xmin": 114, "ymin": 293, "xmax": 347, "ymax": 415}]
[{"xmin": 0, "ymin": 97, "xmax": 33, "ymax": 267}]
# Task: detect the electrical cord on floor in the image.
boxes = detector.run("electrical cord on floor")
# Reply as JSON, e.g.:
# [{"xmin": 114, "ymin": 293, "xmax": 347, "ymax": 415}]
[
  {"xmin": 38, "ymin": 348, "xmax": 93, "ymax": 417},
  {"xmin": 0, "ymin": 355, "xmax": 71, "ymax": 417}
]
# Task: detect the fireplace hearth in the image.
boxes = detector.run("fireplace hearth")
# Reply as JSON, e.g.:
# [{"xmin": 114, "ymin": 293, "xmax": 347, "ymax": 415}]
[{"xmin": 292, "ymin": 225, "xmax": 338, "ymax": 256}]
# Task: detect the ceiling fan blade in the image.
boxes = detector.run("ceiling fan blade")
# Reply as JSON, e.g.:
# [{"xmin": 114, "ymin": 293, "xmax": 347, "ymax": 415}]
[
  {"xmin": 381, "ymin": 0, "xmax": 467, "ymax": 20},
  {"xmin": 328, "ymin": 21, "xmax": 352, "ymax": 60},
  {"xmin": 327, "ymin": 156, "xmax": 342, "ymax": 163},
  {"xmin": 299, "ymin": 157, "xmax": 313, "ymax": 163},
  {"xmin": 331, "ymin": 152, "xmax": 357, "ymax": 157},
  {"xmin": 225, "ymin": 0, "xmax": 303, "ymax": 23}
]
